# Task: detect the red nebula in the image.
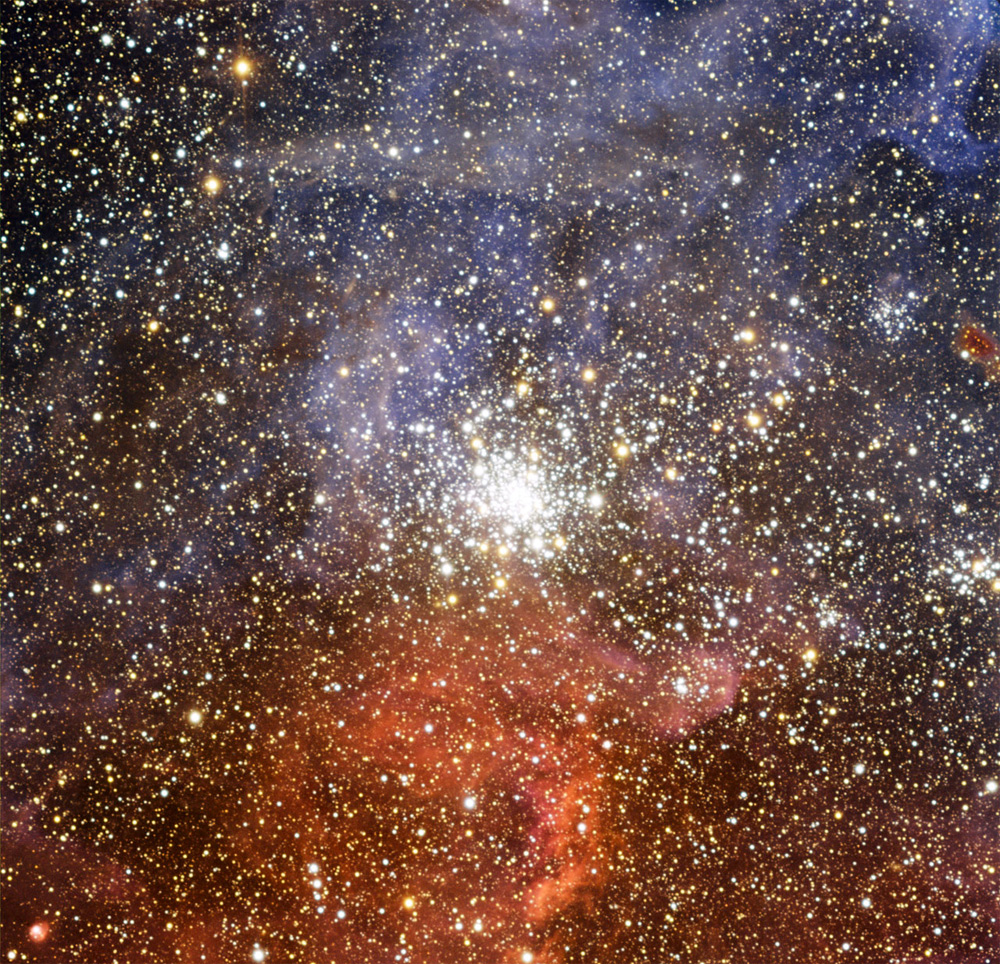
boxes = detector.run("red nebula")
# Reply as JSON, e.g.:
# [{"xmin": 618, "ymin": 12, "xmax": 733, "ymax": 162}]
[
  {"xmin": 957, "ymin": 323, "xmax": 998, "ymax": 359},
  {"xmin": 249, "ymin": 602, "xmax": 745, "ymax": 960},
  {"xmin": 955, "ymin": 317, "xmax": 1000, "ymax": 380},
  {"xmin": 28, "ymin": 920, "xmax": 50, "ymax": 943}
]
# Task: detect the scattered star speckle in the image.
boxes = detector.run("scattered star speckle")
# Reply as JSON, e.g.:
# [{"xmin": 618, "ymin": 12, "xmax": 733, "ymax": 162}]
[{"xmin": 2, "ymin": 2, "xmax": 998, "ymax": 963}]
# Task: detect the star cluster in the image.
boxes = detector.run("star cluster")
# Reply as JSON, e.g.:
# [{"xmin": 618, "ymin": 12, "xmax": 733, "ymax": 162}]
[{"xmin": 2, "ymin": 2, "xmax": 998, "ymax": 963}]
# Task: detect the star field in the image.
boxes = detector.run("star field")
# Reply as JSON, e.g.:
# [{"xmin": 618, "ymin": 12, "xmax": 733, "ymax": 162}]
[{"xmin": 2, "ymin": 1, "xmax": 999, "ymax": 962}]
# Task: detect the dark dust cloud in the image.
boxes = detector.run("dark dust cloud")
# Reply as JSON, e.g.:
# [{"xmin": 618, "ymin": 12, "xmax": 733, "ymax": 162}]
[{"xmin": 2, "ymin": 1, "xmax": 999, "ymax": 962}]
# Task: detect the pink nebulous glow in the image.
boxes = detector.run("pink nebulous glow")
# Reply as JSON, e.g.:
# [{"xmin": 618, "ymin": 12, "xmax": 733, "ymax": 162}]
[
  {"xmin": 646, "ymin": 650, "xmax": 741, "ymax": 738},
  {"xmin": 257, "ymin": 605, "xmax": 745, "ymax": 949},
  {"xmin": 29, "ymin": 920, "xmax": 50, "ymax": 943}
]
